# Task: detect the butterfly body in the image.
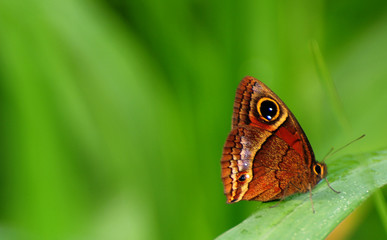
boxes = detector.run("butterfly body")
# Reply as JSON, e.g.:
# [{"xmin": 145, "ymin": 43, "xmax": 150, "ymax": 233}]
[{"xmin": 221, "ymin": 76, "xmax": 327, "ymax": 204}]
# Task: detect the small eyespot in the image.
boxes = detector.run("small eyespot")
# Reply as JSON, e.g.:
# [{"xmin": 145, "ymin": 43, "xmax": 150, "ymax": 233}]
[
  {"xmin": 238, "ymin": 174, "xmax": 247, "ymax": 182},
  {"xmin": 237, "ymin": 172, "xmax": 250, "ymax": 182},
  {"xmin": 257, "ymin": 98, "xmax": 280, "ymax": 122}
]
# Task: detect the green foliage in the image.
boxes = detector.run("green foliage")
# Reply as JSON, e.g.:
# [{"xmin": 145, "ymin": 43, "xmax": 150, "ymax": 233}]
[
  {"xmin": 0, "ymin": 0, "xmax": 386, "ymax": 239},
  {"xmin": 217, "ymin": 150, "xmax": 387, "ymax": 239}
]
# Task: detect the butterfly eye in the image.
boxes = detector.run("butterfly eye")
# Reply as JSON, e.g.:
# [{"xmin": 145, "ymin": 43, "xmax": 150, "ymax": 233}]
[
  {"xmin": 313, "ymin": 164, "xmax": 324, "ymax": 176},
  {"xmin": 257, "ymin": 97, "xmax": 280, "ymax": 122}
]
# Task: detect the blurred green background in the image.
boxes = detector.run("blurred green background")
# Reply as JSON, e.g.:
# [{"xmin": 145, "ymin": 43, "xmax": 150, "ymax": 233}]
[{"xmin": 0, "ymin": 0, "xmax": 386, "ymax": 239}]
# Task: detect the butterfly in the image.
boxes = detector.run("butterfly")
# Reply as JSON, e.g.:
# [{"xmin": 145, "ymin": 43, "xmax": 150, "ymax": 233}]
[{"xmin": 221, "ymin": 76, "xmax": 339, "ymax": 211}]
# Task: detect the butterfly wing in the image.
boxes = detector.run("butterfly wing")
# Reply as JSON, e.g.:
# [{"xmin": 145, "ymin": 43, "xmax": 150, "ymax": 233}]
[{"xmin": 221, "ymin": 76, "xmax": 320, "ymax": 203}]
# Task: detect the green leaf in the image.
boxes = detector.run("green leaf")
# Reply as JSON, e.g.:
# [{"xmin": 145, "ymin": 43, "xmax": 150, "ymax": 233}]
[{"xmin": 216, "ymin": 150, "xmax": 387, "ymax": 240}]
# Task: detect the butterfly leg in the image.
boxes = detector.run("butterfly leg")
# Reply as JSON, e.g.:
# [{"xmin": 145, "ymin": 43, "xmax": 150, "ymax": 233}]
[
  {"xmin": 324, "ymin": 177, "xmax": 341, "ymax": 194},
  {"xmin": 269, "ymin": 184, "xmax": 290, "ymax": 208},
  {"xmin": 289, "ymin": 181, "xmax": 302, "ymax": 191},
  {"xmin": 308, "ymin": 184, "xmax": 315, "ymax": 214}
]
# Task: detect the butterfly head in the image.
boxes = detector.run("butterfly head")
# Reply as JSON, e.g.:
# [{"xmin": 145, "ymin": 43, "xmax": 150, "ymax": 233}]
[{"xmin": 312, "ymin": 162, "xmax": 327, "ymax": 182}]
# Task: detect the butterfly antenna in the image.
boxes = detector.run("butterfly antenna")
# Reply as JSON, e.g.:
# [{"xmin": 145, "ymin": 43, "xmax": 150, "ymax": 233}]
[
  {"xmin": 321, "ymin": 135, "xmax": 364, "ymax": 194},
  {"xmin": 330, "ymin": 134, "xmax": 365, "ymax": 156},
  {"xmin": 321, "ymin": 134, "xmax": 365, "ymax": 163},
  {"xmin": 321, "ymin": 147, "xmax": 334, "ymax": 164}
]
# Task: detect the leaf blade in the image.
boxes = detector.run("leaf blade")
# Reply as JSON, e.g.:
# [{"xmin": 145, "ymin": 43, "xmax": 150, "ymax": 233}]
[{"xmin": 217, "ymin": 150, "xmax": 387, "ymax": 240}]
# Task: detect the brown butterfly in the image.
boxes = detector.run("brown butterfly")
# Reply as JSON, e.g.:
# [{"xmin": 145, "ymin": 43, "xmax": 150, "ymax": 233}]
[{"xmin": 221, "ymin": 76, "xmax": 339, "ymax": 211}]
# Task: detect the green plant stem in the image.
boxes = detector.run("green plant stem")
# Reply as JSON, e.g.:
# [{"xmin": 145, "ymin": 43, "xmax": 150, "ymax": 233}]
[{"xmin": 310, "ymin": 40, "xmax": 351, "ymax": 133}]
